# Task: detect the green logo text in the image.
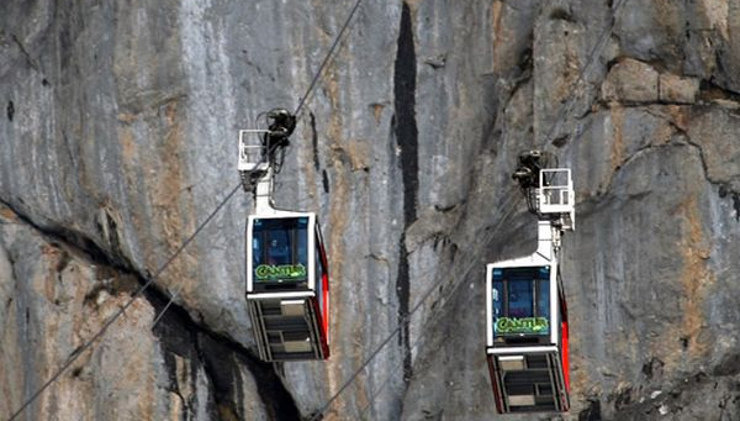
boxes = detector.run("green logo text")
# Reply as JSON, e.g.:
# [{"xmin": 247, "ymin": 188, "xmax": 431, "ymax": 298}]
[
  {"xmin": 256, "ymin": 264, "xmax": 307, "ymax": 280},
  {"xmin": 495, "ymin": 317, "xmax": 549, "ymax": 335}
]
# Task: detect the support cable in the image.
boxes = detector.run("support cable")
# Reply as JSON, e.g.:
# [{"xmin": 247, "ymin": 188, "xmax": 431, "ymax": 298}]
[
  {"xmin": 310, "ymin": 193, "xmax": 521, "ymax": 420},
  {"xmin": 153, "ymin": 0, "xmax": 364, "ymax": 328},
  {"xmin": 309, "ymin": 1, "xmax": 625, "ymax": 418},
  {"xmin": 356, "ymin": 196, "xmax": 523, "ymax": 418},
  {"xmin": 7, "ymin": 183, "xmax": 242, "ymax": 421},
  {"xmin": 8, "ymin": 1, "xmax": 365, "ymax": 418},
  {"xmin": 151, "ymin": 141, "xmax": 283, "ymax": 328},
  {"xmin": 293, "ymin": 0, "xmax": 364, "ymax": 117}
]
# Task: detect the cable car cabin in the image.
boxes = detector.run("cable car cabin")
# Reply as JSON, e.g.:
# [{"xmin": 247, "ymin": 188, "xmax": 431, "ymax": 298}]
[
  {"xmin": 485, "ymin": 251, "xmax": 570, "ymax": 413},
  {"xmin": 246, "ymin": 212, "xmax": 330, "ymax": 362}
]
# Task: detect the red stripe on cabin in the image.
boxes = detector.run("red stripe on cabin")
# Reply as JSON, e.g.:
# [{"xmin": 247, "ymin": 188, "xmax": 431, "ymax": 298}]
[
  {"xmin": 322, "ymin": 273, "xmax": 330, "ymax": 342},
  {"xmin": 561, "ymin": 321, "xmax": 570, "ymax": 392}
]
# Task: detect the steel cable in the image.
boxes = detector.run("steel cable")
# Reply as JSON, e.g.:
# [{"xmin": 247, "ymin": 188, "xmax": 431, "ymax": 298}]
[
  {"xmin": 357, "ymin": 196, "xmax": 523, "ymax": 419},
  {"xmin": 293, "ymin": 0, "xmax": 364, "ymax": 117},
  {"xmin": 153, "ymin": 0, "xmax": 365, "ymax": 327},
  {"xmin": 8, "ymin": 0, "xmax": 367, "ymax": 418},
  {"xmin": 7, "ymin": 183, "xmax": 242, "ymax": 421},
  {"xmin": 309, "ymin": 1, "xmax": 625, "ymax": 418},
  {"xmin": 151, "ymin": 141, "xmax": 283, "ymax": 328},
  {"xmin": 310, "ymin": 192, "xmax": 522, "ymax": 420}
]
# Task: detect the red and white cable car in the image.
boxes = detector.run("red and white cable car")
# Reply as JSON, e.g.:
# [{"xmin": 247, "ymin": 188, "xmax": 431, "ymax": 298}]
[
  {"xmin": 239, "ymin": 111, "xmax": 331, "ymax": 361},
  {"xmin": 486, "ymin": 152, "xmax": 574, "ymax": 413}
]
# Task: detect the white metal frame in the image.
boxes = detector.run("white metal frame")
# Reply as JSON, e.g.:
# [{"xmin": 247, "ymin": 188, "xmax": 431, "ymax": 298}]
[
  {"xmin": 238, "ymin": 129, "xmax": 270, "ymax": 173},
  {"xmin": 486, "ymin": 345, "xmax": 559, "ymax": 355},
  {"xmin": 538, "ymin": 168, "xmax": 575, "ymax": 230},
  {"xmin": 246, "ymin": 211, "xmax": 318, "ymax": 295}
]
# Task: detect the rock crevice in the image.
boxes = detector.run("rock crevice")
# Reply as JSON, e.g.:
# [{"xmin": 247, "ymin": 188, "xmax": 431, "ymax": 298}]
[
  {"xmin": 0, "ymin": 201, "xmax": 297, "ymax": 420},
  {"xmin": 393, "ymin": 1, "xmax": 419, "ymax": 387}
]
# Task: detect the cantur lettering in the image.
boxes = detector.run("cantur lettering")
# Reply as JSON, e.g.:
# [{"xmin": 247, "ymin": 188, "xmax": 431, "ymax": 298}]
[
  {"xmin": 255, "ymin": 263, "xmax": 307, "ymax": 280},
  {"xmin": 496, "ymin": 317, "xmax": 549, "ymax": 334}
]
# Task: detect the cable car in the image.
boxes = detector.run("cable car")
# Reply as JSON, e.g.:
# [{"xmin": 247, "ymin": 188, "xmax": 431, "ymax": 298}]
[
  {"xmin": 485, "ymin": 225, "xmax": 570, "ymax": 413},
  {"xmin": 246, "ymin": 211, "xmax": 330, "ymax": 361},
  {"xmin": 240, "ymin": 110, "xmax": 331, "ymax": 362},
  {"xmin": 485, "ymin": 152, "xmax": 574, "ymax": 413}
]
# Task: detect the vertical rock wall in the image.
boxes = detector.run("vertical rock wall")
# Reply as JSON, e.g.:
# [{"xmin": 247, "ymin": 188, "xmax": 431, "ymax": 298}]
[{"xmin": 1, "ymin": 0, "xmax": 740, "ymax": 420}]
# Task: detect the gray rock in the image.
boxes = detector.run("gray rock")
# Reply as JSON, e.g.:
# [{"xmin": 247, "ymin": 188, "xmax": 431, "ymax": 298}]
[
  {"xmin": 659, "ymin": 73, "xmax": 700, "ymax": 104},
  {"xmin": 2, "ymin": 0, "xmax": 740, "ymax": 420},
  {"xmin": 687, "ymin": 106, "xmax": 740, "ymax": 191},
  {"xmin": 601, "ymin": 58, "xmax": 659, "ymax": 103},
  {"xmin": 613, "ymin": 0, "xmax": 686, "ymax": 70}
]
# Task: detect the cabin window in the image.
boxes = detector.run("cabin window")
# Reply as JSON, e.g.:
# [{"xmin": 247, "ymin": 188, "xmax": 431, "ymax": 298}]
[
  {"xmin": 252, "ymin": 217, "xmax": 309, "ymax": 284},
  {"xmin": 492, "ymin": 266, "xmax": 550, "ymax": 338}
]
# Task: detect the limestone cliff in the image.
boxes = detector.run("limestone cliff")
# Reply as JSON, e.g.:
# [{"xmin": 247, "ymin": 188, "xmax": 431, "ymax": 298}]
[{"xmin": 1, "ymin": 1, "xmax": 739, "ymax": 420}]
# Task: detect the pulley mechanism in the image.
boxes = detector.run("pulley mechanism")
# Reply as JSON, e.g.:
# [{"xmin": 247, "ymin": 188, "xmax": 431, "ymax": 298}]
[
  {"xmin": 512, "ymin": 150, "xmax": 550, "ymax": 189},
  {"xmin": 264, "ymin": 108, "xmax": 296, "ymax": 149}
]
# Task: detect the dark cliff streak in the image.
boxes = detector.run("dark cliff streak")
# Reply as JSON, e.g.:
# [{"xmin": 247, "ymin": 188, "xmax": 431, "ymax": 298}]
[
  {"xmin": 393, "ymin": 2, "xmax": 418, "ymax": 385},
  {"xmin": 310, "ymin": 112, "xmax": 331, "ymax": 193},
  {"xmin": 321, "ymin": 169, "xmax": 330, "ymax": 194},
  {"xmin": 0, "ymin": 198, "xmax": 300, "ymax": 420},
  {"xmin": 310, "ymin": 111, "xmax": 321, "ymax": 171}
]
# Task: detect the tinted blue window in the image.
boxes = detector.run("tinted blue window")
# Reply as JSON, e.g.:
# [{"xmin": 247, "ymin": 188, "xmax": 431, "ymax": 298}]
[
  {"xmin": 537, "ymin": 267, "xmax": 550, "ymax": 321},
  {"xmin": 508, "ymin": 279, "xmax": 533, "ymax": 317},
  {"xmin": 491, "ymin": 266, "xmax": 551, "ymax": 338},
  {"xmin": 252, "ymin": 217, "xmax": 309, "ymax": 283}
]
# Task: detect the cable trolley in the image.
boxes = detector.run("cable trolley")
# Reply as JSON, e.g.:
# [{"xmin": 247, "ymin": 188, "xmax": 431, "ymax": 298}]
[
  {"xmin": 486, "ymin": 151, "xmax": 574, "ymax": 413},
  {"xmin": 239, "ymin": 110, "xmax": 330, "ymax": 361}
]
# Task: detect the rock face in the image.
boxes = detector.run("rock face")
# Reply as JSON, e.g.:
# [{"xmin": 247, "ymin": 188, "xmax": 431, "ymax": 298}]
[{"xmin": 1, "ymin": 0, "xmax": 740, "ymax": 420}]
